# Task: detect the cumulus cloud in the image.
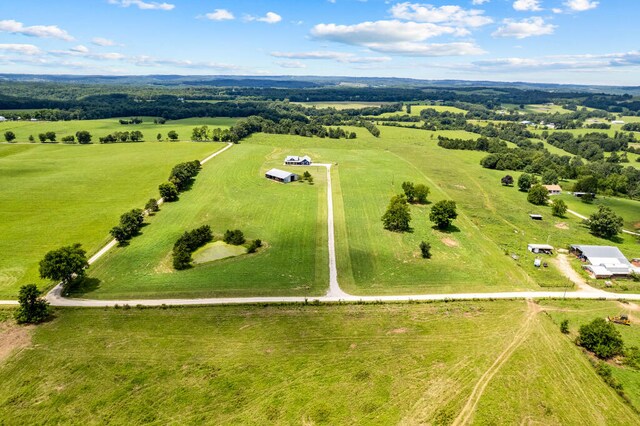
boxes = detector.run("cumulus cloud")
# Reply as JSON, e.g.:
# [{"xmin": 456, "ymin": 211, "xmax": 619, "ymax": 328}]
[
  {"xmin": 312, "ymin": 20, "xmax": 459, "ymax": 44},
  {"xmin": 108, "ymin": 0, "xmax": 175, "ymax": 11},
  {"xmin": 0, "ymin": 20, "xmax": 74, "ymax": 41},
  {"xmin": 0, "ymin": 43, "xmax": 42, "ymax": 55},
  {"xmin": 389, "ymin": 3, "xmax": 493, "ymax": 27},
  {"xmin": 271, "ymin": 51, "xmax": 391, "ymax": 63},
  {"xmin": 565, "ymin": 0, "xmax": 598, "ymax": 11},
  {"xmin": 513, "ymin": 0, "xmax": 542, "ymax": 11},
  {"xmin": 492, "ymin": 17, "xmax": 555, "ymax": 39},
  {"xmin": 311, "ymin": 20, "xmax": 484, "ymax": 57},
  {"xmin": 245, "ymin": 12, "xmax": 282, "ymax": 24},
  {"xmin": 204, "ymin": 9, "xmax": 235, "ymax": 21},
  {"xmin": 91, "ymin": 37, "xmax": 116, "ymax": 46}
]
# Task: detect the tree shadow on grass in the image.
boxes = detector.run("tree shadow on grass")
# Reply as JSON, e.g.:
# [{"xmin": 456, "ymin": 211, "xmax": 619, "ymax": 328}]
[
  {"xmin": 67, "ymin": 277, "xmax": 102, "ymax": 297},
  {"xmin": 431, "ymin": 224, "xmax": 461, "ymax": 234}
]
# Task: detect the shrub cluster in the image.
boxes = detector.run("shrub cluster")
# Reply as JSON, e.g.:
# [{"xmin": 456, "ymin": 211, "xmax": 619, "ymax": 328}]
[
  {"xmin": 224, "ymin": 229, "xmax": 246, "ymax": 245},
  {"xmin": 247, "ymin": 239, "xmax": 262, "ymax": 253},
  {"xmin": 119, "ymin": 117, "xmax": 143, "ymax": 125},
  {"xmin": 172, "ymin": 225, "xmax": 213, "ymax": 270},
  {"xmin": 110, "ymin": 209, "xmax": 145, "ymax": 243}
]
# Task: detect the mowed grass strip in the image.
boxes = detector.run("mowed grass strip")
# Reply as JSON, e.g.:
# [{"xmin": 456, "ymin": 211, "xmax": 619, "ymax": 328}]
[
  {"xmin": 0, "ymin": 117, "xmax": 237, "ymax": 143},
  {"xmin": 79, "ymin": 142, "xmax": 327, "ymax": 299},
  {"xmin": 0, "ymin": 142, "xmax": 220, "ymax": 298},
  {"xmin": 0, "ymin": 301, "xmax": 636, "ymax": 424},
  {"xmin": 540, "ymin": 299, "xmax": 640, "ymax": 413}
]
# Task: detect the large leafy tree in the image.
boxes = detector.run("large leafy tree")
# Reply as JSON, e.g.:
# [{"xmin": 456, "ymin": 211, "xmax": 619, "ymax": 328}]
[
  {"xmin": 15, "ymin": 284, "xmax": 50, "ymax": 324},
  {"xmin": 527, "ymin": 184, "xmax": 550, "ymax": 205},
  {"xmin": 429, "ymin": 200, "xmax": 458, "ymax": 230},
  {"xmin": 159, "ymin": 182, "xmax": 179, "ymax": 201},
  {"xmin": 413, "ymin": 184, "xmax": 430, "ymax": 204},
  {"xmin": 75, "ymin": 130, "xmax": 92, "ymax": 144},
  {"xmin": 39, "ymin": 243, "xmax": 89, "ymax": 287},
  {"xmin": 588, "ymin": 206, "xmax": 623, "ymax": 239},
  {"xmin": 4, "ymin": 131, "xmax": 16, "ymax": 142},
  {"xmin": 382, "ymin": 195, "xmax": 411, "ymax": 232},
  {"xmin": 552, "ymin": 199, "xmax": 568, "ymax": 217},
  {"xmin": 577, "ymin": 318, "xmax": 624, "ymax": 359},
  {"xmin": 518, "ymin": 173, "xmax": 535, "ymax": 192}
]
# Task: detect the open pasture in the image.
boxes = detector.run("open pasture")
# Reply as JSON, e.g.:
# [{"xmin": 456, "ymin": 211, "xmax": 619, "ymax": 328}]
[
  {"xmin": 0, "ymin": 117, "xmax": 236, "ymax": 143},
  {"xmin": 0, "ymin": 301, "xmax": 637, "ymax": 424},
  {"xmin": 77, "ymin": 140, "xmax": 328, "ymax": 299},
  {"xmin": 540, "ymin": 299, "xmax": 640, "ymax": 412},
  {"xmin": 73, "ymin": 124, "xmax": 640, "ymax": 299},
  {"xmin": 0, "ymin": 142, "xmax": 220, "ymax": 298}
]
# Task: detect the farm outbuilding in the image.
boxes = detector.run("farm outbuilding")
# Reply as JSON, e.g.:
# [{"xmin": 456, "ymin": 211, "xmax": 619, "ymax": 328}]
[
  {"xmin": 265, "ymin": 168, "xmax": 299, "ymax": 184},
  {"xmin": 284, "ymin": 155, "xmax": 312, "ymax": 166},
  {"xmin": 529, "ymin": 214, "xmax": 543, "ymax": 220},
  {"xmin": 543, "ymin": 185, "xmax": 562, "ymax": 195},
  {"xmin": 528, "ymin": 244, "xmax": 554, "ymax": 255},
  {"xmin": 570, "ymin": 244, "xmax": 640, "ymax": 277}
]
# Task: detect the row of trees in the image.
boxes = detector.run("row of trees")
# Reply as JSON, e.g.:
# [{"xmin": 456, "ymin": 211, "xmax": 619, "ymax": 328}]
[
  {"xmin": 110, "ymin": 209, "xmax": 145, "ymax": 243},
  {"xmin": 99, "ymin": 130, "xmax": 144, "ymax": 143},
  {"xmin": 3, "ymin": 130, "xmax": 92, "ymax": 144}
]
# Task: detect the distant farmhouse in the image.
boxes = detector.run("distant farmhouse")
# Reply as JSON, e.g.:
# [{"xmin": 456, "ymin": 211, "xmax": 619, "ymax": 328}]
[
  {"xmin": 571, "ymin": 244, "xmax": 640, "ymax": 278},
  {"xmin": 284, "ymin": 155, "xmax": 312, "ymax": 166},
  {"xmin": 265, "ymin": 168, "xmax": 299, "ymax": 184},
  {"xmin": 543, "ymin": 185, "xmax": 562, "ymax": 195}
]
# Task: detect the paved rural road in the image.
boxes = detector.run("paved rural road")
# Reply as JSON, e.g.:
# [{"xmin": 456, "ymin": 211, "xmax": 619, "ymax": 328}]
[{"xmin": 2, "ymin": 148, "xmax": 639, "ymax": 307}]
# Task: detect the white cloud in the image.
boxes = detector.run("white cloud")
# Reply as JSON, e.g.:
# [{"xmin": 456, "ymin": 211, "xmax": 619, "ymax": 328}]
[
  {"xmin": 311, "ymin": 20, "xmax": 484, "ymax": 57},
  {"xmin": 312, "ymin": 20, "xmax": 459, "ymax": 44},
  {"xmin": 70, "ymin": 45, "xmax": 90, "ymax": 53},
  {"xmin": 492, "ymin": 17, "xmax": 555, "ymax": 39},
  {"xmin": 362, "ymin": 41, "xmax": 485, "ymax": 56},
  {"xmin": 552, "ymin": 8, "xmax": 563, "ymax": 13},
  {"xmin": 513, "ymin": 0, "xmax": 542, "ymax": 12},
  {"xmin": 469, "ymin": 51, "xmax": 640, "ymax": 72},
  {"xmin": 108, "ymin": 0, "xmax": 175, "ymax": 11},
  {"xmin": 0, "ymin": 20, "xmax": 74, "ymax": 41},
  {"xmin": 564, "ymin": 0, "xmax": 598, "ymax": 11},
  {"xmin": 389, "ymin": 3, "xmax": 493, "ymax": 27},
  {"xmin": 271, "ymin": 51, "xmax": 391, "ymax": 63},
  {"xmin": 245, "ymin": 12, "xmax": 282, "ymax": 24},
  {"xmin": 471, "ymin": 0, "xmax": 490, "ymax": 4},
  {"xmin": 0, "ymin": 43, "xmax": 42, "ymax": 55},
  {"xmin": 91, "ymin": 37, "xmax": 116, "ymax": 46},
  {"xmin": 204, "ymin": 9, "xmax": 235, "ymax": 21},
  {"xmin": 274, "ymin": 60, "xmax": 307, "ymax": 69}
]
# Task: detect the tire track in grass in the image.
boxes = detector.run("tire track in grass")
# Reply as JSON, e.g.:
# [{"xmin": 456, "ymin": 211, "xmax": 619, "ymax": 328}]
[{"xmin": 452, "ymin": 300, "xmax": 538, "ymax": 426}]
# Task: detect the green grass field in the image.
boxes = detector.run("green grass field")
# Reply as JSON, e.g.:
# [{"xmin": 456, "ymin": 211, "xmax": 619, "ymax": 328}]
[
  {"xmin": 407, "ymin": 104, "xmax": 467, "ymax": 115},
  {"xmin": 0, "ymin": 142, "xmax": 223, "ymax": 298},
  {"xmin": 541, "ymin": 299, "xmax": 640, "ymax": 412},
  {"xmin": 0, "ymin": 117, "xmax": 237, "ymax": 143},
  {"xmin": 75, "ymin": 141, "xmax": 328, "ymax": 299},
  {"xmin": 292, "ymin": 102, "xmax": 389, "ymax": 110},
  {"xmin": 556, "ymin": 193, "xmax": 640, "ymax": 231},
  {"xmin": 0, "ymin": 301, "xmax": 637, "ymax": 424},
  {"xmin": 64, "ymin": 124, "xmax": 639, "ymax": 299}
]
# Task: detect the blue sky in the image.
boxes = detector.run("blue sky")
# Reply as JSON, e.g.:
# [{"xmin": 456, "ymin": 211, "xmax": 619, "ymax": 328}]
[{"xmin": 0, "ymin": 0, "xmax": 638, "ymax": 85}]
